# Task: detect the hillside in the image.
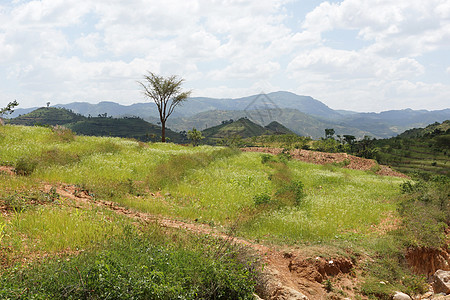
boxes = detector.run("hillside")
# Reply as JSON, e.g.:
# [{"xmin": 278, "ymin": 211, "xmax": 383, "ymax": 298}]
[
  {"xmin": 7, "ymin": 108, "xmax": 184, "ymax": 143},
  {"xmin": 264, "ymin": 121, "xmax": 295, "ymax": 135},
  {"xmin": 171, "ymin": 108, "xmax": 369, "ymax": 139},
  {"xmin": 66, "ymin": 117, "xmax": 185, "ymax": 143},
  {"xmin": 398, "ymin": 120, "xmax": 450, "ymax": 138},
  {"xmin": 201, "ymin": 118, "xmax": 296, "ymax": 144},
  {"xmin": 8, "ymin": 107, "xmax": 86, "ymax": 126},
  {"xmin": 201, "ymin": 117, "xmax": 272, "ymax": 144},
  {"xmin": 374, "ymin": 120, "xmax": 450, "ymax": 176}
]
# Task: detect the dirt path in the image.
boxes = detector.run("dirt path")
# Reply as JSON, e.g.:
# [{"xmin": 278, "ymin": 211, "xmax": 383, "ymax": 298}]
[{"xmin": 241, "ymin": 147, "xmax": 409, "ymax": 178}]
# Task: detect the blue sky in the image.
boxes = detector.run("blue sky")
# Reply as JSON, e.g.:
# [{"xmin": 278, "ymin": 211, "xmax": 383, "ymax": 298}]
[{"xmin": 0, "ymin": 0, "xmax": 449, "ymax": 112}]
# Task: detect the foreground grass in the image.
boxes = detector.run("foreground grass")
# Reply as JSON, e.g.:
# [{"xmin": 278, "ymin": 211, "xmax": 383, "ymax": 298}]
[{"xmin": 1, "ymin": 226, "xmax": 257, "ymax": 299}]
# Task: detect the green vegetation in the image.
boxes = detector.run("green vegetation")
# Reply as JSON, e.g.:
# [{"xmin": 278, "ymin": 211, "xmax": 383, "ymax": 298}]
[
  {"xmin": 66, "ymin": 116, "xmax": 185, "ymax": 143},
  {"xmin": 9, "ymin": 107, "xmax": 85, "ymax": 126},
  {"xmin": 0, "ymin": 226, "xmax": 257, "ymax": 299},
  {"xmin": 187, "ymin": 127, "xmax": 204, "ymax": 146},
  {"xmin": 7, "ymin": 107, "xmax": 185, "ymax": 142},
  {"xmin": 361, "ymin": 174, "xmax": 449, "ymax": 299},
  {"xmin": 374, "ymin": 121, "xmax": 450, "ymax": 176},
  {"xmin": 0, "ymin": 100, "xmax": 19, "ymax": 120},
  {"xmin": 1, "ymin": 124, "xmax": 448, "ymax": 299}
]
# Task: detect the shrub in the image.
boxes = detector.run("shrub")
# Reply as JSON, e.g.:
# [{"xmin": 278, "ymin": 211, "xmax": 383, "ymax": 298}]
[
  {"xmin": 275, "ymin": 180, "xmax": 305, "ymax": 206},
  {"xmin": 253, "ymin": 193, "xmax": 271, "ymax": 206},
  {"xmin": 14, "ymin": 157, "xmax": 38, "ymax": 176},
  {"xmin": 261, "ymin": 153, "xmax": 275, "ymax": 164}
]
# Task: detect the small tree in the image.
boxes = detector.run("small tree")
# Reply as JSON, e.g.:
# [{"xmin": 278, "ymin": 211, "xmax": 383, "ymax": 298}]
[
  {"xmin": 187, "ymin": 127, "xmax": 204, "ymax": 146},
  {"xmin": 0, "ymin": 100, "xmax": 19, "ymax": 125},
  {"xmin": 138, "ymin": 72, "xmax": 191, "ymax": 142},
  {"xmin": 324, "ymin": 128, "xmax": 335, "ymax": 139}
]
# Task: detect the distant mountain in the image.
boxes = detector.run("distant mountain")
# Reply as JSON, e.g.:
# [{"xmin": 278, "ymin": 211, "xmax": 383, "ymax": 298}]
[
  {"xmin": 8, "ymin": 91, "xmax": 340, "ymax": 120},
  {"xmin": 169, "ymin": 108, "xmax": 369, "ymax": 139},
  {"xmin": 7, "ymin": 91, "xmax": 449, "ymax": 139}
]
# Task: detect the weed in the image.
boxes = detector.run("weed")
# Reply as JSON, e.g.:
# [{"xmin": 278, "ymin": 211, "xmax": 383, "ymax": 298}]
[
  {"xmin": 369, "ymin": 163, "xmax": 381, "ymax": 174},
  {"xmin": 323, "ymin": 279, "xmax": 334, "ymax": 292},
  {"xmin": 261, "ymin": 153, "xmax": 275, "ymax": 164},
  {"xmin": 0, "ymin": 222, "xmax": 5, "ymax": 244}
]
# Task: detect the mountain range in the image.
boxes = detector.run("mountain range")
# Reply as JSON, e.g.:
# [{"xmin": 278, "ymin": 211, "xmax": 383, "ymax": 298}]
[{"xmin": 7, "ymin": 91, "xmax": 450, "ymax": 139}]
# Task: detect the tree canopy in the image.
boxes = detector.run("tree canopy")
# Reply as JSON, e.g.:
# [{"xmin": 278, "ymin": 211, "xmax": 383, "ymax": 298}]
[{"xmin": 138, "ymin": 72, "xmax": 191, "ymax": 142}]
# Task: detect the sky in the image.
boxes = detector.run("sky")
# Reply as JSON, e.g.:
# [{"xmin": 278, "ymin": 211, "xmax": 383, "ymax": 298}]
[{"xmin": 0, "ymin": 0, "xmax": 449, "ymax": 112}]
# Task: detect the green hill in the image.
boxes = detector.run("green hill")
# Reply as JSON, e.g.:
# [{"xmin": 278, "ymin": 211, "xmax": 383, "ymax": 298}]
[
  {"xmin": 374, "ymin": 120, "xmax": 450, "ymax": 176},
  {"xmin": 8, "ymin": 107, "xmax": 184, "ymax": 143},
  {"xmin": 202, "ymin": 118, "xmax": 268, "ymax": 144},
  {"xmin": 66, "ymin": 117, "xmax": 185, "ymax": 143},
  {"xmin": 8, "ymin": 107, "xmax": 86, "ymax": 126},
  {"xmin": 398, "ymin": 120, "xmax": 450, "ymax": 138},
  {"xmin": 264, "ymin": 121, "xmax": 295, "ymax": 135},
  {"xmin": 201, "ymin": 118, "xmax": 297, "ymax": 145}
]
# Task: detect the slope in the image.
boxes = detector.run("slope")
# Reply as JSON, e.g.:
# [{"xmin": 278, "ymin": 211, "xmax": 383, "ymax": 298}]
[
  {"xmin": 66, "ymin": 117, "xmax": 185, "ymax": 143},
  {"xmin": 374, "ymin": 120, "xmax": 450, "ymax": 176},
  {"xmin": 201, "ymin": 117, "xmax": 270, "ymax": 144},
  {"xmin": 8, "ymin": 107, "xmax": 86, "ymax": 126}
]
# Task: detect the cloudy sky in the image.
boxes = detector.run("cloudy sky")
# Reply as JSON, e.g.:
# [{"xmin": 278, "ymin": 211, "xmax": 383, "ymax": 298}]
[{"xmin": 1, "ymin": 0, "xmax": 449, "ymax": 112}]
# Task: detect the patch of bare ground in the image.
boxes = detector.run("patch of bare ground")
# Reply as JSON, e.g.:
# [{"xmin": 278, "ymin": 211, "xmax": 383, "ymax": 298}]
[
  {"xmin": 0, "ymin": 166, "xmax": 15, "ymax": 176},
  {"xmin": 241, "ymin": 147, "xmax": 409, "ymax": 178}
]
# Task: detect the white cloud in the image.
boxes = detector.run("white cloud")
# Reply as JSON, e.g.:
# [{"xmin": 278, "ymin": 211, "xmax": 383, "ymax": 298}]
[
  {"xmin": 287, "ymin": 47, "xmax": 424, "ymax": 80},
  {"xmin": 0, "ymin": 0, "xmax": 448, "ymax": 112},
  {"xmin": 301, "ymin": 0, "xmax": 450, "ymax": 57}
]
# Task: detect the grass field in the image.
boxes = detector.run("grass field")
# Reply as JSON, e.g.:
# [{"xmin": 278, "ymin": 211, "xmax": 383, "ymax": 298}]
[{"xmin": 1, "ymin": 124, "xmax": 446, "ymax": 299}]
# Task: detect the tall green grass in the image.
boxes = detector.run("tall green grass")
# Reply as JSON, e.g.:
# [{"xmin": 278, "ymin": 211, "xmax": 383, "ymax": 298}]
[
  {"xmin": 0, "ymin": 226, "xmax": 258, "ymax": 299},
  {"xmin": 1, "ymin": 206, "xmax": 130, "ymax": 259},
  {"xmin": 0, "ymin": 125, "xmax": 404, "ymax": 244}
]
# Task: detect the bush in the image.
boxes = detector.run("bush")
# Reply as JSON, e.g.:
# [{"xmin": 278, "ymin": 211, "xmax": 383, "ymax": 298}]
[
  {"xmin": 253, "ymin": 193, "xmax": 271, "ymax": 206},
  {"xmin": 14, "ymin": 157, "xmax": 37, "ymax": 176}
]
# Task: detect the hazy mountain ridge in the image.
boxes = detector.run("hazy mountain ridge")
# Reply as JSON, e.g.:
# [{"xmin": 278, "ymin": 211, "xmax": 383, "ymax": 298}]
[{"xmin": 7, "ymin": 91, "xmax": 450, "ymax": 139}]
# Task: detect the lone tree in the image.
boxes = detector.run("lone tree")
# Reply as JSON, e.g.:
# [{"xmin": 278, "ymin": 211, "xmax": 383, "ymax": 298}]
[{"xmin": 138, "ymin": 72, "xmax": 191, "ymax": 142}]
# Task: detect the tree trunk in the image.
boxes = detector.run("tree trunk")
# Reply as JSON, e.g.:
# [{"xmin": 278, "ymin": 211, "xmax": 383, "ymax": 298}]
[{"xmin": 161, "ymin": 121, "xmax": 166, "ymax": 142}]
